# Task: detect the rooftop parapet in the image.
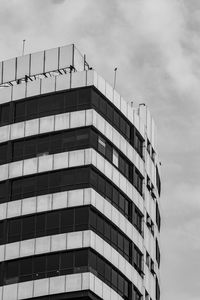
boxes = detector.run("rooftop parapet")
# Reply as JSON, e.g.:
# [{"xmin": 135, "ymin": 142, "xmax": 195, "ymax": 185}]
[{"xmin": 0, "ymin": 44, "xmax": 90, "ymax": 87}]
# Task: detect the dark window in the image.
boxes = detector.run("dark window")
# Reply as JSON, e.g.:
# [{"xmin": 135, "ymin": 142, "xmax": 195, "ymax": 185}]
[
  {"xmin": 0, "ymin": 103, "xmax": 10, "ymax": 125},
  {"xmin": 26, "ymin": 99, "xmax": 38, "ymax": 119},
  {"xmin": 15, "ymin": 101, "xmax": 25, "ymax": 122},
  {"xmin": 46, "ymin": 211, "xmax": 60, "ymax": 235},
  {"xmin": 47, "ymin": 254, "xmax": 59, "ymax": 276},
  {"xmin": 5, "ymin": 260, "xmax": 19, "ymax": 284},
  {"xmin": 20, "ymin": 258, "xmax": 32, "ymax": 281},
  {"xmin": 36, "ymin": 214, "xmax": 46, "ymax": 236},
  {"xmin": 60, "ymin": 252, "xmax": 73, "ymax": 272},
  {"xmin": 34, "ymin": 256, "xmax": 46, "ymax": 279},
  {"xmin": 22, "ymin": 216, "xmax": 35, "ymax": 239},
  {"xmin": 0, "ymin": 143, "xmax": 7, "ymax": 164},
  {"xmin": 8, "ymin": 219, "xmax": 21, "ymax": 242},
  {"xmin": 61, "ymin": 209, "xmax": 73, "ymax": 232},
  {"xmin": 75, "ymin": 207, "xmax": 88, "ymax": 230},
  {"xmin": 75, "ymin": 250, "xmax": 88, "ymax": 268}
]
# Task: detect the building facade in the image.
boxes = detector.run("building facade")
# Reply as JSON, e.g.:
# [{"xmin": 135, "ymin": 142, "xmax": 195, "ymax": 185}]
[{"xmin": 0, "ymin": 45, "xmax": 161, "ymax": 300}]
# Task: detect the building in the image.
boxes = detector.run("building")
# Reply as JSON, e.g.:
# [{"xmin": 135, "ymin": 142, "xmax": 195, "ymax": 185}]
[{"xmin": 0, "ymin": 45, "xmax": 161, "ymax": 300}]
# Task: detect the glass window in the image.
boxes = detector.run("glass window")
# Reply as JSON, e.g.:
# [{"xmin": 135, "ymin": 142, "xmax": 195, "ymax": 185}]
[
  {"xmin": 99, "ymin": 98, "xmax": 106, "ymax": 115},
  {"xmin": 0, "ymin": 222, "xmax": 4, "ymax": 244},
  {"xmin": 34, "ymin": 255, "xmax": 46, "ymax": 279},
  {"xmin": 75, "ymin": 207, "xmax": 88, "ymax": 230},
  {"xmin": 38, "ymin": 96, "xmax": 51, "ymax": 116},
  {"xmin": 118, "ymin": 234, "xmax": 123, "ymax": 252},
  {"xmin": 96, "ymin": 215, "xmax": 104, "ymax": 235},
  {"xmin": 98, "ymin": 137, "xmax": 106, "ymax": 156},
  {"xmin": 105, "ymin": 143, "xmax": 112, "ymax": 162},
  {"xmin": 0, "ymin": 143, "xmax": 8, "ymax": 164},
  {"xmin": 113, "ymin": 111, "xmax": 120, "ymax": 128},
  {"xmin": 8, "ymin": 219, "xmax": 21, "ymax": 242},
  {"xmin": 104, "ymin": 264, "xmax": 111, "ymax": 283},
  {"xmin": 111, "ymin": 228, "xmax": 117, "ymax": 246},
  {"xmin": 111, "ymin": 269, "xmax": 118, "ymax": 288},
  {"xmin": 12, "ymin": 178, "xmax": 23, "ymax": 200},
  {"xmin": 104, "ymin": 222, "xmax": 111, "ymax": 241},
  {"xmin": 78, "ymin": 88, "xmax": 90, "ymax": 107},
  {"xmin": 119, "ymin": 194, "xmax": 125, "ymax": 212},
  {"xmin": 113, "ymin": 188, "xmax": 119, "ymax": 207},
  {"xmin": 75, "ymin": 250, "xmax": 88, "ymax": 267},
  {"xmin": 97, "ymin": 256, "xmax": 104, "ymax": 278},
  {"xmin": 61, "ymin": 209, "xmax": 73, "ymax": 232},
  {"xmin": 5, "ymin": 260, "xmax": 19, "ymax": 284},
  {"xmin": 37, "ymin": 136, "xmax": 49, "ymax": 155},
  {"xmin": 90, "ymin": 210, "xmax": 96, "ymax": 229},
  {"xmin": 0, "ymin": 103, "xmax": 10, "ymax": 125},
  {"xmin": 105, "ymin": 181, "xmax": 112, "ymax": 200},
  {"xmin": 15, "ymin": 101, "xmax": 25, "ymax": 122},
  {"xmin": 22, "ymin": 216, "xmax": 35, "ymax": 239},
  {"xmin": 89, "ymin": 250, "xmax": 96, "ymax": 270},
  {"xmin": 0, "ymin": 182, "xmax": 6, "ymax": 203},
  {"xmin": 113, "ymin": 149, "xmax": 119, "ymax": 167},
  {"xmin": 20, "ymin": 258, "xmax": 32, "ymax": 280},
  {"xmin": 46, "ymin": 211, "xmax": 60, "ymax": 234},
  {"xmin": 98, "ymin": 176, "xmax": 105, "ymax": 195},
  {"xmin": 26, "ymin": 99, "xmax": 38, "ymax": 119},
  {"xmin": 107, "ymin": 104, "xmax": 113, "ymax": 122},
  {"xmin": 22, "ymin": 176, "xmax": 36, "ymax": 198},
  {"xmin": 60, "ymin": 252, "xmax": 73, "ymax": 271},
  {"xmin": 13, "ymin": 140, "xmax": 24, "ymax": 161},
  {"xmin": 37, "ymin": 174, "xmax": 48, "ymax": 193},
  {"xmin": 47, "ymin": 253, "xmax": 59, "ymax": 276},
  {"xmin": 36, "ymin": 214, "xmax": 46, "ymax": 236}
]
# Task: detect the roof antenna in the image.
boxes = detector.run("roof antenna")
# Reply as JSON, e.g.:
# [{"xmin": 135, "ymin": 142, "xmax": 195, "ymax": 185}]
[
  {"xmin": 22, "ymin": 39, "xmax": 26, "ymax": 56},
  {"xmin": 113, "ymin": 67, "xmax": 117, "ymax": 89}
]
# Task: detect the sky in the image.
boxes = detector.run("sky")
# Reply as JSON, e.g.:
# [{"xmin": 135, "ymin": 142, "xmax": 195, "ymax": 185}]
[{"xmin": 0, "ymin": 0, "xmax": 200, "ymax": 299}]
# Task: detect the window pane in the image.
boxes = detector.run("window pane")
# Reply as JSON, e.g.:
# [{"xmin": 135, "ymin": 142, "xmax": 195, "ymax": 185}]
[
  {"xmin": 36, "ymin": 214, "xmax": 46, "ymax": 236},
  {"xmin": 75, "ymin": 250, "xmax": 88, "ymax": 267},
  {"xmin": 37, "ymin": 136, "xmax": 49, "ymax": 155},
  {"xmin": 111, "ymin": 269, "xmax": 118, "ymax": 288},
  {"xmin": 6, "ymin": 261, "xmax": 19, "ymax": 284},
  {"xmin": 13, "ymin": 140, "xmax": 23, "ymax": 161},
  {"xmin": 113, "ymin": 149, "xmax": 119, "ymax": 167},
  {"xmin": 20, "ymin": 258, "xmax": 32, "ymax": 280},
  {"xmin": 46, "ymin": 211, "xmax": 60, "ymax": 234},
  {"xmin": 47, "ymin": 253, "xmax": 59, "ymax": 276},
  {"xmin": 61, "ymin": 209, "xmax": 73, "ymax": 232},
  {"xmin": 15, "ymin": 101, "xmax": 25, "ymax": 122},
  {"xmin": 75, "ymin": 207, "xmax": 88, "ymax": 230},
  {"xmin": 8, "ymin": 219, "xmax": 21, "ymax": 242},
  {"xmin": 0, "ymin": 144, "xmax": 8, "ymax": 164},
  {"xmin": 26, "ymin": 99, "xmax": 38, "ymax": 119},
  {"xmin": 0, "ymin": 103, "xmax": 10, "ymax": 125},
  {"xmin": 98, "ymin": 137, "xmax": 106, "ymax": 156},
  {"xmin": 60, "ymin": 252, "xmax": 73, "ymax": 270},
  {"xmin": 22, "ymin": 176, "xmax": 36, "ymax": 198},
  {"xmin": 34, "ymin": 255, "xmax": 46, "ymax": 278},
  {"xmin": 22, "ymin": 216, "xmax": 35, "ymax": 239},
  {"xmin": 0, "ymin": 182, "xmax": 6, "ymax": 203}
]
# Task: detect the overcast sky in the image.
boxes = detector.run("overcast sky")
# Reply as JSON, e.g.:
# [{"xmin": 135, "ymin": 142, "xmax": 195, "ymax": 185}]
[{"xmin": 0, "ymin": 0, "xmax": 200, "ymax": 299}]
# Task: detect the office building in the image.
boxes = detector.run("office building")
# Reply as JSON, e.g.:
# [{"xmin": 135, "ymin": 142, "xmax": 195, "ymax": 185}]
[{"xmin": 0, "ymin": 44, "xmax": 161, "ymax": 300}]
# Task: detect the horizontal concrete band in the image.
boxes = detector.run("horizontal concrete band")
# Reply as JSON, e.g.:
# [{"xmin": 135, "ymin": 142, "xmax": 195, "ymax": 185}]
[
  {"xmin": 0, "ymin": 69, "xmax": 146, "ymax": 143},
  {"xmin": 0, "ymin": 272, "xmax": 123, "ymax": 300},
  {"xmin": 0, "ymin": 148, "xmax": 144, "ymax": 213},
  {"xmin": 0, "ymin": 108, "xmax": 147, "ymax": 181},
  {"xmin": 0, "ymin": 230, "xmax": 143, "ymax": 293},
  {"xmin": 0, "ymin": 188, "xmax": 144, "ymax": 253}
]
